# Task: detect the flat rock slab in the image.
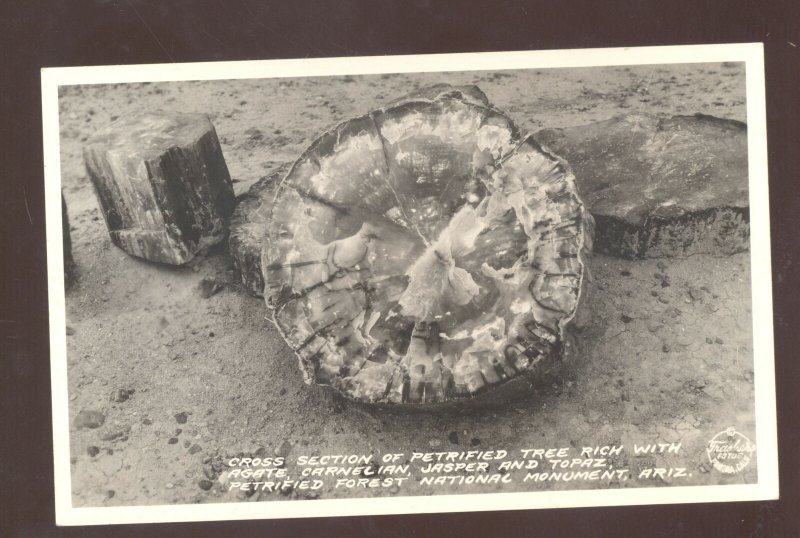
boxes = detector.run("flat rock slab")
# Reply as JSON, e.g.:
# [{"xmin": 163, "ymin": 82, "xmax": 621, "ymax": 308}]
[
  {"xmin": 83, "ymin": 111, "xmax": 236, "ymax": 265},
  {"xmin": 229, "ymin": 163, "xmax": 291, "ymax": 296},
  {"xmin": 534, "ymin": 113, "xmax": 749, "ymax": 258}
]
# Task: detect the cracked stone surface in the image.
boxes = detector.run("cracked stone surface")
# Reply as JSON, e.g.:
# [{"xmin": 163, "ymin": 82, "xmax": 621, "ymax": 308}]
[{"xmin": 534, "ymin": 113, "xmax": 749, "ymax": 258}]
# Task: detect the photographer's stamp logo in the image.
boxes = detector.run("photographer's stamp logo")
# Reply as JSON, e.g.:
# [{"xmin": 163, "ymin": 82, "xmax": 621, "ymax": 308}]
[{"xmin": 706, "ymin": 427, "xmax": 756, "ymax": 474}]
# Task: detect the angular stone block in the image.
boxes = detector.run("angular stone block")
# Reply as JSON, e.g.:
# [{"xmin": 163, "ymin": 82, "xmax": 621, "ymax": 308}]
[
  {"xmin": 534, "ymin": 113, "xmax": 749, "ymax": 258},
  {"xmin": 229, "ymin": 163, "xmax": 291, "ymax": 297},
  {"xmin": 83, "ymin": 111, "xmax": 235, "ymax": 265}
]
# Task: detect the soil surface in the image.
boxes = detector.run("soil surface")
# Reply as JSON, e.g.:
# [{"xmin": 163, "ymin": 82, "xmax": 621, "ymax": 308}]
[{"xmin": 58, "ymin": 62, "xmax": 755, "ymax": 507}]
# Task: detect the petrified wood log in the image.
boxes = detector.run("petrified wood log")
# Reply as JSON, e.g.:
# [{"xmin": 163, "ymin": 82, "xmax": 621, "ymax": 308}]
[
  {"xmin": 262, "ymin": 86, "xmax": 591, "ymax": 406},
  {"xmin": 62, "ymin": 193, "xmax": 76, "ymax": 288},
  {"xmin": 534, "ymin": 113, "xmax": 749, "ymax": 258},
  {"xmin": 83, "ymin": 111, "xmax": 235, "ymax": 265},
  {"xmin": 229, "ymin": 163, "xmax": 291, "ymax": 296}
]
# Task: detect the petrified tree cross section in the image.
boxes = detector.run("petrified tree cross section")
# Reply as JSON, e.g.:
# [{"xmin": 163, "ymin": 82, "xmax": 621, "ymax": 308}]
[
  {"xmin": 262, "ymin": 91, "xmax": 589, "ymax": 405},
  {"xmin": 83, "ymin": 111, "xmax": 235, "ymax": 265}
]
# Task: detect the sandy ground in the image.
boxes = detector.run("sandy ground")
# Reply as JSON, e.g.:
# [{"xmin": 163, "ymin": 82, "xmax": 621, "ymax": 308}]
[{"xmin": 56, "ymin": 62, "xmax": 756, "ymax": 507}]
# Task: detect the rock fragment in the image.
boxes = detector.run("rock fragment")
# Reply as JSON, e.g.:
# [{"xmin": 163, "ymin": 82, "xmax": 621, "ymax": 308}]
[
  {"xmin": 198, "ymin": 278, "xmax": 223, "ymax": 299},
  {"xmin": 83, "ymin": 111, "xmax": 235, "ymax": 265},
  {"xmin": 74, "ymin": 409, "xmax": 105, "ymax": 429},
  {"xmin": 534, "ymin": 113, "xmax": 749, "ymax": 258},
  {"xmin": 110, "ymin": 388, "xmax": 134, "ymax": 402}
]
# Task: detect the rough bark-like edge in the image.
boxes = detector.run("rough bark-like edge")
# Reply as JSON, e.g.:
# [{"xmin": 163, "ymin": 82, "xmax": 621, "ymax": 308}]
[{"xmin": 229, "ymin": 163, "xmax": 293, "ymax": 297}]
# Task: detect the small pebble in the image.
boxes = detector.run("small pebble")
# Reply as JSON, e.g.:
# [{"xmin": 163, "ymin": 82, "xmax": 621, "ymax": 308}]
[
  {"xmin": 168, "ymin": 437, "xmax": 179, "ymax": 445},
  {"xmin": 276, "ymin": 440, "xmax": 293, "ymax": 458},
  {"xmin": 715, "ymin": 337, "xmax": 724, "ymax": 344},
  {"xmin": 87, "ymin": 446, "xmax": 100, "ymax": 457},
  {"xmin": 189, "ymin": 444, "xmax": 202, "ymax": 455},
  {"xmin": 198, "ymin": 279, "xmax": 223, "ymax": 299},
  {"xmin": 66, "ymin": 326, "xmax": 75, "ymax": 336},
  {"xmin": 448, "ymin": 431, "xmax": 459, "ymax": 444},
  {"xmin": 74, "ymin": 409, "xmax": 106, "ymax": 429},
  {"xmin": 110, "ymin": 388, "xmax": 133, "ymax": 403},
  {"xmin": 100, "ymin": 430, "xmax": 124, "ymax": 441},
  {"xmin": 429, "ymin": 439, "xmax": 441, "ymax": 448},
  {"xmin": 470, "ymin": 437, "xmax": 481, "ymax": 447},
  {"xmin": 174, "ymin": 412, "xmax": 188, "ymax": 424},
  {"xmin": 106, "ymin": 490, "xmax": 115, "ymax": 499},
  {"xmin": 198, "ymin": 479, "xmax": 213, "ymax": 491}
]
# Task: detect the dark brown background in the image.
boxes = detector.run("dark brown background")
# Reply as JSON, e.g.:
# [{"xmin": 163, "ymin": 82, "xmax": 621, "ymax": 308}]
[{"xmin": 1, "ymin": 0, "xmax": 798, "ymax": 536}]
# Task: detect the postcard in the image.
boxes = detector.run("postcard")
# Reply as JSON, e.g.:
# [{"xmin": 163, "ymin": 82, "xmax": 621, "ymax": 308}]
[{"xmin": 42, "ymin": 43, "xmax": 777, "ymax": 525}]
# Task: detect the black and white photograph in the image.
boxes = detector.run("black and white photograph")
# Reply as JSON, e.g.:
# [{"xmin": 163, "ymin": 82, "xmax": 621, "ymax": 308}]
[{"xmin": 42, "ymin": 44, "xmax": 777, "ymax": 525}]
